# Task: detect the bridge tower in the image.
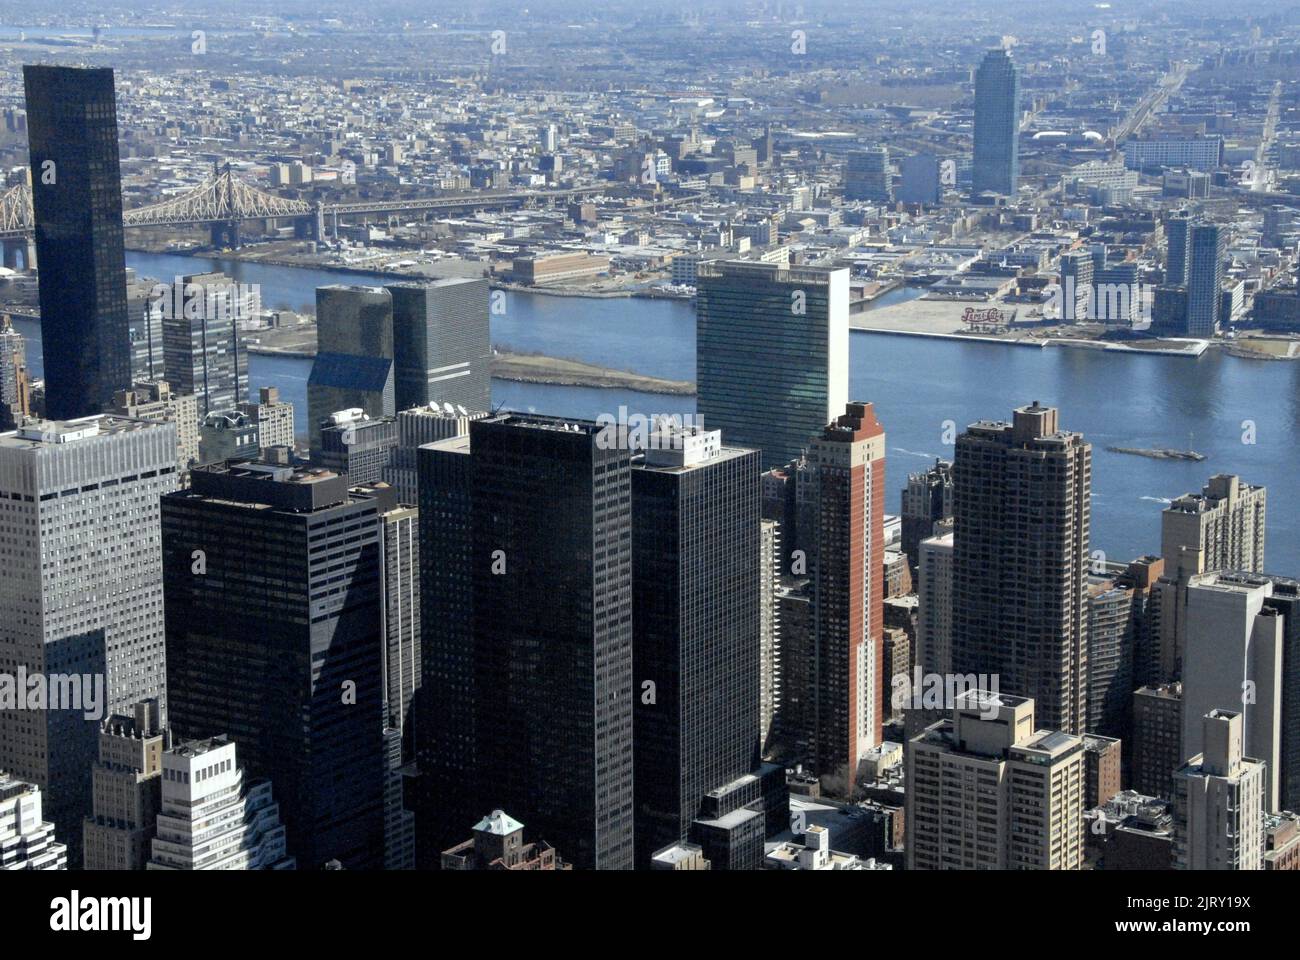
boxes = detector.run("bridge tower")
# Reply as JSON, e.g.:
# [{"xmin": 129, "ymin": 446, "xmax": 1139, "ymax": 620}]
[{"xmin": 210, "ymin": 221, "xmax": 240, "ymax": 249}]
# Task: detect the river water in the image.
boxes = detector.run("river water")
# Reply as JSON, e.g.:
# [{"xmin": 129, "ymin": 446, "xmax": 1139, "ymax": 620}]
[{"xmin": 11, "ymin": 249, "xmax": 1299, "ymax": 572}]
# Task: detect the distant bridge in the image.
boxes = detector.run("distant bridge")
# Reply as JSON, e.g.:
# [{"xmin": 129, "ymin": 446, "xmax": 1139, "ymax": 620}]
[{"xmin": 0, "ymin": 164, "xmax": 612, "ymax": 251}]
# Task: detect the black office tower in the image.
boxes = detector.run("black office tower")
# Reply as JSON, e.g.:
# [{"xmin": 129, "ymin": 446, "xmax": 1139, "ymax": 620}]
[
  {"xmin": 161, "ymin": 461, "xmax": 387, "ymax": 870},
  {"xmin": 416, "ymin": 415, "xmax": 635, "ymax": 870},
  {"xmin": 388, "ymin": 278, "xmax": 491, "ymax": 413},
  {"xmin": 23, "ymin": 65, "xmax": 131, "ymax": 418},
  {"xmin": 631, "ymin": 428, "xmax": 772, "ymax": 870}
]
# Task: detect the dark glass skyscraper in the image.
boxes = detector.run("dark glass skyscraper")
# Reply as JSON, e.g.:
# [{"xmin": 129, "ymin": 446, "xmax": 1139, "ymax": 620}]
[
  {"xmin": 972, "ymin": 49, "xmax": 1020, "ymax": 198},
  {"xmin": 307, "ymin": 285, "xmax": 396, "ymax": 452},
  {"xmin": 696, "ymin": 261, "xmax": 848, "ymax": 470},
  {"xmin": 161, "ymin": 460, "xmax": 387, "ymax": 870},
  {"xmin": 416, "ymin": 414, "xmax": 635, "ymax": 870},
  {"xmin": 631, "ymin": 426, "xmax": 765, "ymax": 868},
  {"xmin": 308, "ymin": 280, "xmax": 492, "ymax": 454},
  {"xmin": 388, "ymin": 278, "xmax": 491, "ymax": 413},
  {"xmin": 23, "ymin": 65, "xmax": 131, "ymax": 418}
]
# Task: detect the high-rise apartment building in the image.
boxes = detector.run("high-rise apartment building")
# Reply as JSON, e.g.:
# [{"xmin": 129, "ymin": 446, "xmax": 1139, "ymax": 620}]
[
  {"xmin": 162, "ymin": 460, "xmax": 387, "ymax": 869},
  {"xmin": 916, "ymin": 527, "xmax": 954, "ymax": 676},
  {"xmin": 1173, "ymin": 710, "xmax": 1266, "ymax": 870},
  {"xmin": 82, "ymin": 699, "xmax": 164, "ymax": 870},
  {"xmin": 804, "ymin": 402, "xmax": 886, "ymax": 793},
  {"xmin": 1086, "ymin": 557, "xmax": 1162, "ymax": 741},
  {"xmin": 0, "ymin": 416, "xmax": 177, "ymax": 865},
  {"xmin": 900, "ymin": 458, "xmax": 952, "ymax": 571},
  {"xmin": 952, "ymin": 402, "xmax": 1091, "ymax": 735},
  {"xmin": 148, "ymin": 735, "xmax": 295, "ymax": 870},
  {"xmin": 1083, "ymin": 734, "xmax": 1123, "ymax": 809},
  {"xmin": 0, "ymin": 316, "xmax": 31, "ymax": 431},
  {"xmin": 1162, "ymin": 474, "xmax": 1266, "ymax": 575},
  {"xmin": 23, "ymin": 65, "xmax": 131, "ymax": 417},
  {"xmin": 1166, "ymin": 212, "xmax": 1192, "ymax": 286},
  {"xmin": 415, "ymin": 415, "xmax": 635, "ymax": 870},
  {"xmin": 907, "ymin": 691, "xmax": 1085, "ymax": 870},
  {"xmin": 972, "ymin": 48, "xmax": 1021, "ymax": 197},
  {"xmin": 1057, "ymin": 250, "xmax": 1094, "ymax": 322},
  {"xmin": 238, "ymin": 386, "xmax": 295, "ymax": 452},
  {"xmin": 1186, "ymin": 223, "xmax": 1225, "ymax": 337},
  {"xmin": 1132, "ymin": 682, "xmax": 1183, "ymax": 800},
  {"xmin": 696, "ymin": 261, "xmax": 849, "ymax": 470},
  {"xmin": 631, "ymin": 425, "xmax": 767, "ymax": 868}
]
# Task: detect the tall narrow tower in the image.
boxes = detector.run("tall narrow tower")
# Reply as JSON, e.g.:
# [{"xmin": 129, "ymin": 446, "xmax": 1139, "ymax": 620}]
[
  {"xmin": 952, "ymin": 402, "xmax": 1091, "ymax": 734},
  {"xmin": 23, "ymin": 65, "xmax": 131, "ymax": 417},
  {"xmin": 972, "ymin": 48, "xmax": 1021, "ymax": 197},
  {"xmin": 805, "ymin": 402, "xmax": 886, "ymax": 794}
]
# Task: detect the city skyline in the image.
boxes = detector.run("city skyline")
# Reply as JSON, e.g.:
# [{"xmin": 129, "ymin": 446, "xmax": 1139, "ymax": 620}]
[{"xmin": 0, "ymin": 3, "xmax": 1297, "ymax": 921}]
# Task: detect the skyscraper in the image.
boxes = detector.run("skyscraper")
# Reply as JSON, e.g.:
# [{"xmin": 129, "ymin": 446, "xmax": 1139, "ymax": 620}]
[
  {"xmin": 82, "ymin": 699, "xmax": 164, "ymax": 871},
  {"xmin": 1131, "ymin": 682, "xmax": 1183, "ymax": 800},
  {"xmin": 952, "ymin": 402, "xmax": 1091, "ymax": 735},
  {"xmin": 0, "ymin": 315, "xmax": 31, "ymax": 431},
  {"xmin": 906, "ymin": 691, "xmax": 1085, "ymax": 870},
  {"xmin": 160, "ymin": 273, "xmax": 248, "ymax": 418},
  {"xmin": 631, "ymin": 424, "xmax": 767, "ymax": 868},
  {"xmin": 916, "ymin": 526, "xmax": 954, "ymax": 676},
  {"xmin": 900, "ymin": 458, "xmax": 952, "ymax": 572},
  {"xmin": 972, "ymin": 48, "xmax": 1020, "ymax": 197},
  {"xmin": 898, "ymin": 153, "xmax": 943, "ymax": 205},
  {"xmin": 383, "ymin": 403, "xmax": 486, "ymax": 506},
  {"xmin": 147, "ymin": 735, "xmax": 295, "ymax": 870},
  {"xmin": 388, "ymin": 279, "xmax": 491, "ymax": 413},
  {"xmin": 1181, "ymin": 571, "xmax": 1298, "ymax": 812},
  {"xmin": 1058, "ymin": 250, "xmax": 1094, "ymax": 322},
  {"xmin": 844, "ymin": 147, "xmax": 892, "ymax": 202},
  {"xmin": 317, "ymin": 411, "xmax": 398, "ymax": 485},
  {"xmin": 0, "ymin": 772, "xmax": 67, "ymax": 870},
  {"xmin": 237, "ymin": 386, "xmax": 295, "ymax": 452},
  {"xmin": 0, "ymin": 416, "xmax": 178, "ymax": 866},
  {"xmin": 805, "ymin": 402, "xmax": 886, "ymax": 794},
  {"xmin": 161, "ymin": 459, "xmax": 387, "ymax": 869},
  {"xmin": 416, "ymin": 414, "xmax": 635, "ymax": 870},
  {"xmin": 759, "ymin": 518, "xmax": 782, "ymax": 755},
  {"xmin": 1162, "ymin": 474, "xmax": 1266, "ymax": 576},
  {"xmin": 23, "ymin": 65, "xmax": 132, "ymax": 418},
  {"xmin": 1173, "ymin": 710, "xmax": 1266, "ymax": 871},
  {"xmin": 1186, "ymin": 223, "xmax": 1225, "ymax": 337},
  {"xmin": 307, "ymin": 285, "xmax": 396, "ymax": 452},
  {"xmin": 696, "ymin": 261, "xmax": 849, "ymax": 470},
  {"xmin": 1166, "ymin": 212, "xmax": 1192, "ymax": 286}
]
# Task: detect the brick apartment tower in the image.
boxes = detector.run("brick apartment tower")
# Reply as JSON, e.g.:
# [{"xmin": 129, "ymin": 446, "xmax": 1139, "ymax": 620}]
[
  {"xmin": 806, "ymin": 402, "xmax": 886, "ymax": 795},
  {"xmin": 952, "ymin": 402, "xmax": 1091, "ymax": 735}
]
